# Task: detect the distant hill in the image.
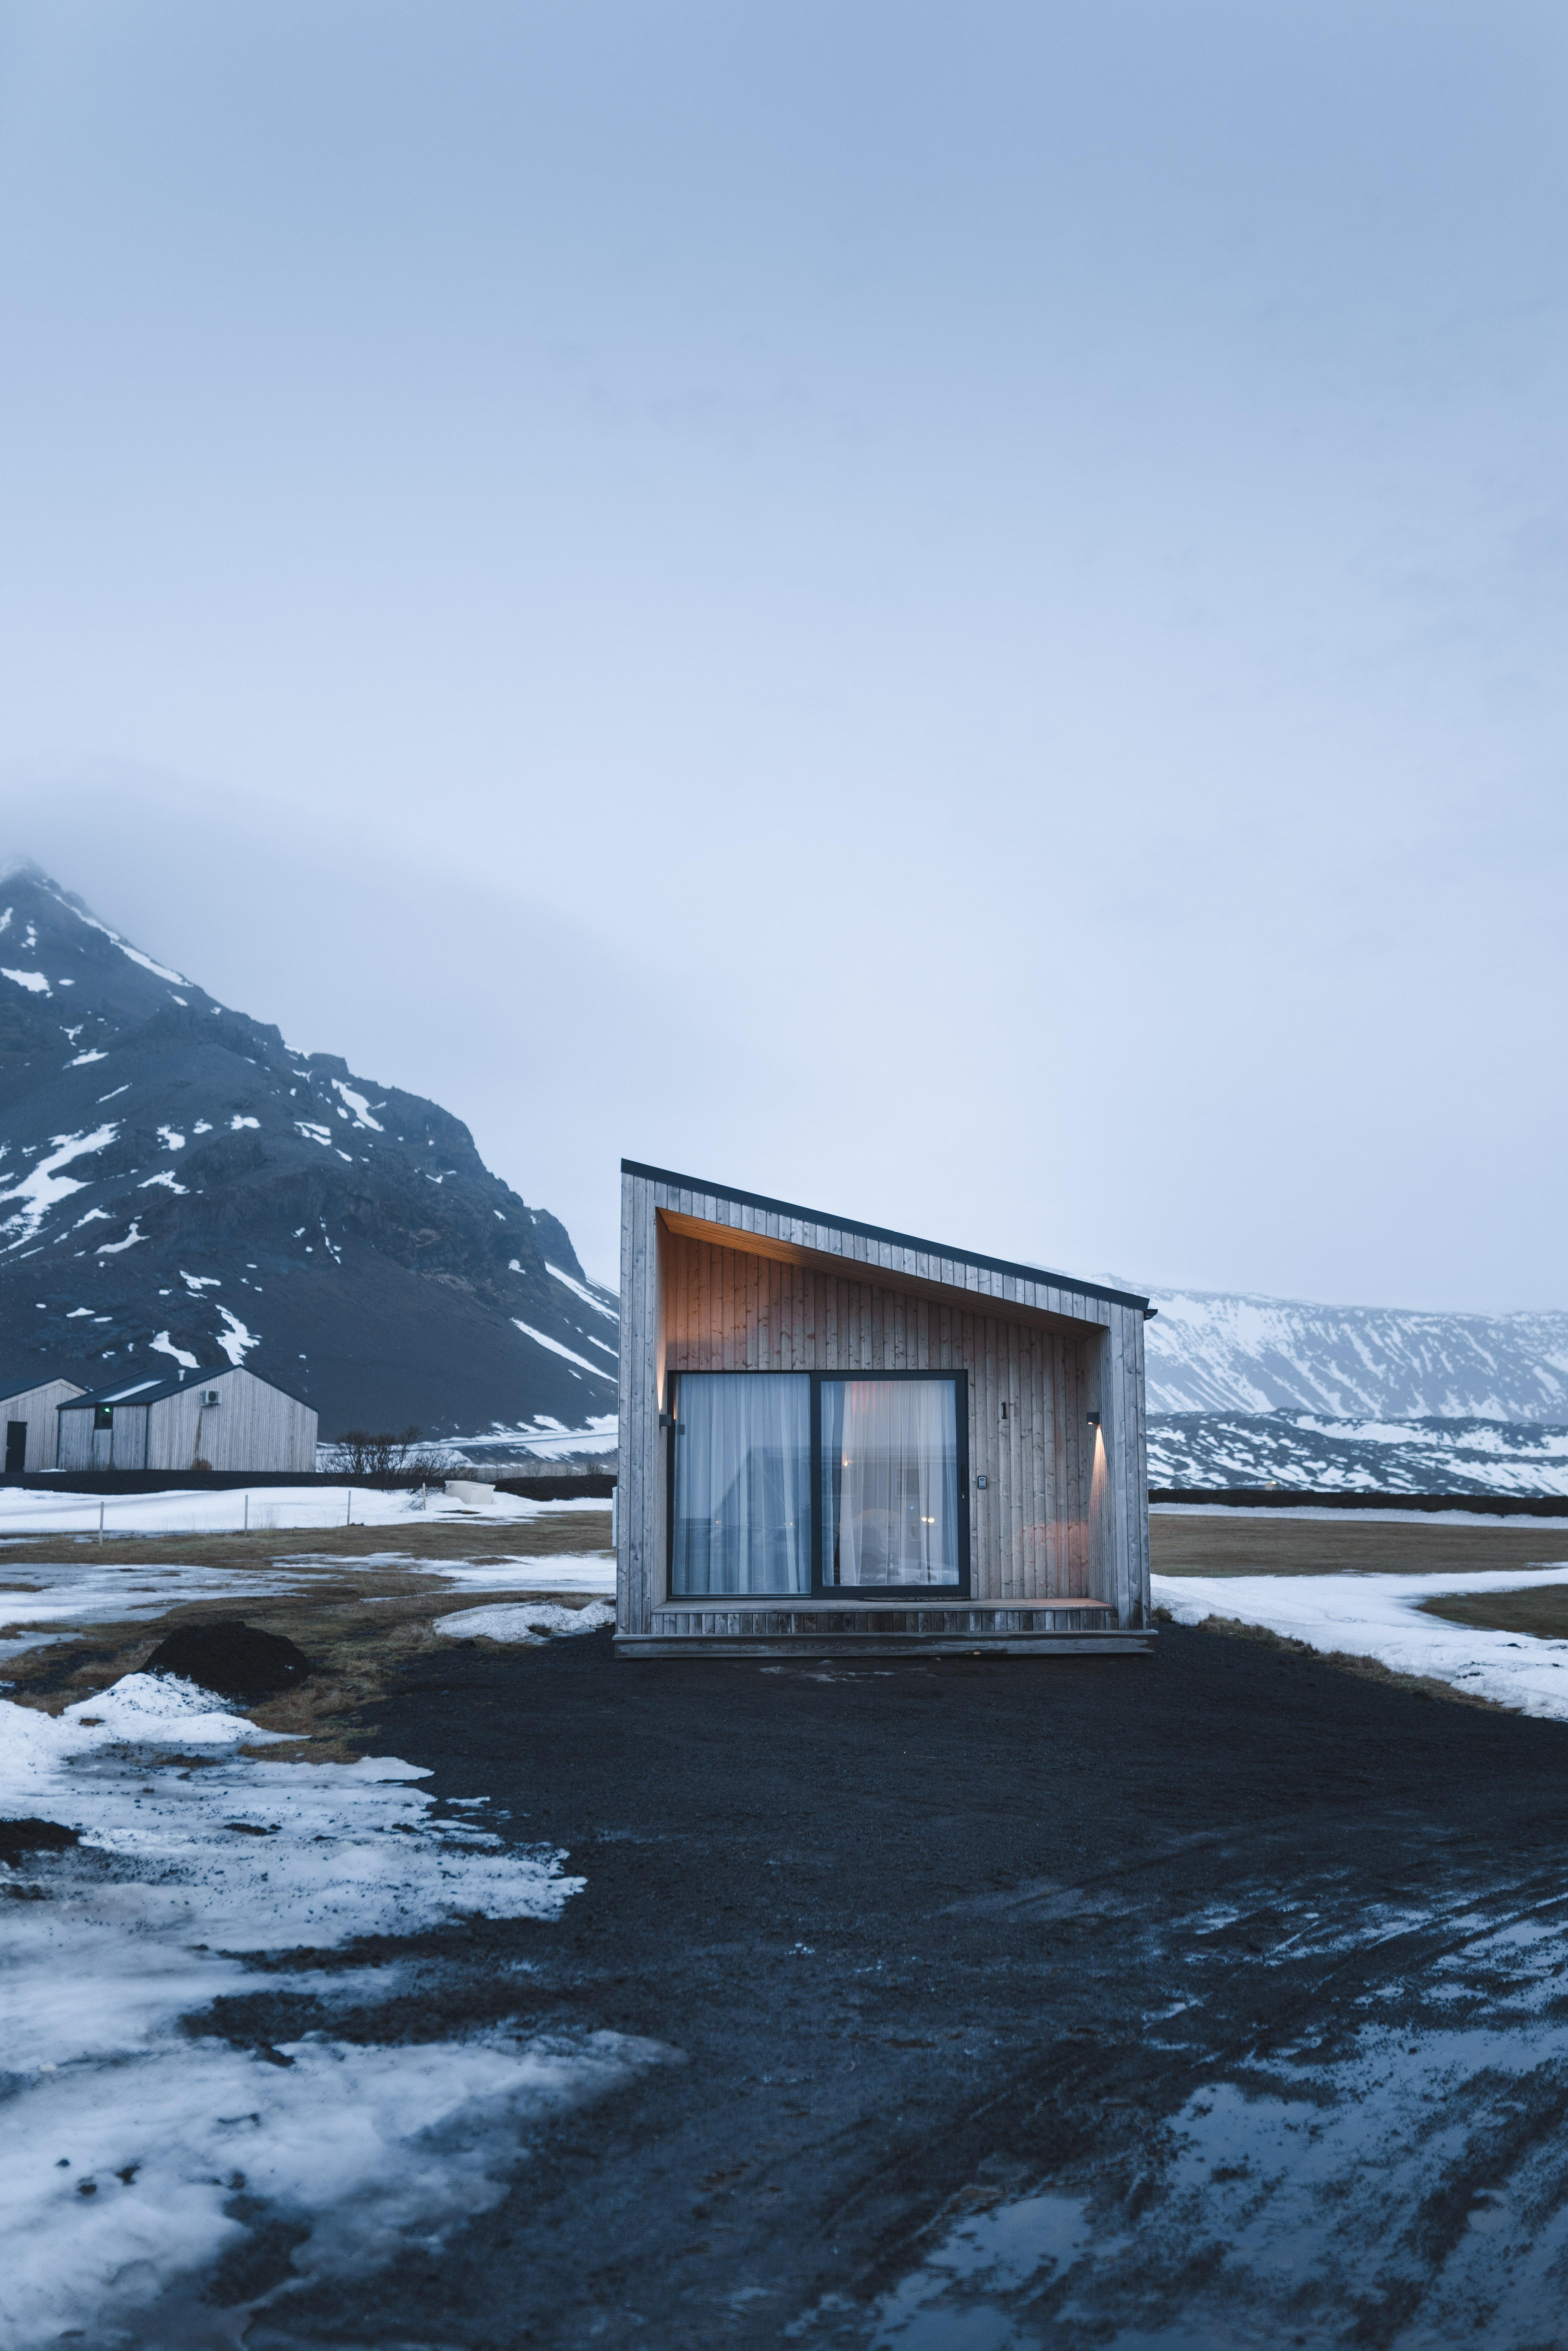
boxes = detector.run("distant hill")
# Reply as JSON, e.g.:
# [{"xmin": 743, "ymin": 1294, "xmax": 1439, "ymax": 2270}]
[
  {"xmin": 1135, "ymin": 1284, "xmax": 1568, "ymax": 1422},
  {"xmin": 1147, "ymin": 1411, "xmax": 1568, "ymax": 1497},
  {"xmin": 0, "ymin": 865, "xmax": 617, "ymax": 1437}
]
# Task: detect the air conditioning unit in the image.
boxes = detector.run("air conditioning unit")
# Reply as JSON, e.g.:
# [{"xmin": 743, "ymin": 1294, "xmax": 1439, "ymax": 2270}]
[{"xmin": 199, "ymin": 1388, "xmax": 221, "ymax": 1407}]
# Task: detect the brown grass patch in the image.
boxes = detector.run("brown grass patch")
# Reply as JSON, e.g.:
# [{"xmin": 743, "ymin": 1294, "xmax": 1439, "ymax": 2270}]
[
  {"xmin": 1152, "ymin": 1512, "xmax": 1568, "ymax": 1580},
  {"xmin": 1419, "ymin": 1585, "xmax": 1568, "ymax": 1643},
  {"xmin": 1, "ymin": 1512, "xmax": 612, "ymax": 1760},
  {"xmin": 0, "ymin": 1512, "xmax": 610, "ymax": 1571}
]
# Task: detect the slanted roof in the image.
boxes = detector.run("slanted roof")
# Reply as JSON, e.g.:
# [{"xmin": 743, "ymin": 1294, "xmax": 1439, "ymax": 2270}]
[
  {"xmin": 57, "ymin": 1363, "xmax": 315, "ymax": 1412},
  {"xmin": 622, "ymin": 1159, "xmax": 1152, "ymax": 1317},
  {"xmin": 0, "ymin": 1375, "xmax": 86, "ymax": 1407}
]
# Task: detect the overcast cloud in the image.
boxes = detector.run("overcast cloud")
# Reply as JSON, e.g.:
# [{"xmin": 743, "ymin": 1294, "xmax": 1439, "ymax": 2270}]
[{"xmin": 1, "ymin": 1, "xmax": 1564, "ymax": 1303}]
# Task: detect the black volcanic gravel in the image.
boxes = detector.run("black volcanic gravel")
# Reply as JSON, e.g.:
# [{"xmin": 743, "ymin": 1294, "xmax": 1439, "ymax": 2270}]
[
  {"xmin": 143, "ymin": 1619, "xmax": 311, "ymax": 1705},
  {"xmin": 228, "ymin": 1622, "xmax": 1568, "ymax": 2350}
]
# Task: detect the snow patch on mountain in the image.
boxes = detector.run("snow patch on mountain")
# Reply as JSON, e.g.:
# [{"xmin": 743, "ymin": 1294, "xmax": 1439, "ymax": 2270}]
[
  {"xmin": 0, "ymin": 1125, "xmax": 119, "ymax": 1248},
  {"xmin": 1137, "ymin": 1286, "xmax": 1568, "ymax": 1422},
  {"xmin": 214, "ymin": 1306, "xmax": 260, "ymax": 1364},
  {"xmin": 512, "ymin": 1320, "xmax": 607, "ymax": 1379},
  {"xmin": 1148, "ymin": 1412, "xmax": 1568, "ymax": 1496},
  {"xmin": 547, "ymin": 1262, "xmax": 619, "ymax": 1322}
]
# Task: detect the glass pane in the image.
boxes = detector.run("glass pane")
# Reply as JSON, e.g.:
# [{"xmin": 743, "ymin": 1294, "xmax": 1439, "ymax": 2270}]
[
  {"xmin": 672, "ymin": 1373, "xmax": 811, "ymax": 1596},
  {"xmin": 821, "ymin": 1379, "xmax": 961, "ymax": 1587}
]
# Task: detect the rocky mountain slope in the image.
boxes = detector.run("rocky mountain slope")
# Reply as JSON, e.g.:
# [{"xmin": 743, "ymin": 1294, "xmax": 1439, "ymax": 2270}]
[
  {"xmin": 0, "ymin": 866, "xmax": 617, "ymax": 1437},
  {"xmin": 1147, "ymin": 1412, "xmax": 1568, "ymax": 1496},
  {"xmin": 1137, "ymin": 1284, "xmax": 1568, "ymax": 1422}
]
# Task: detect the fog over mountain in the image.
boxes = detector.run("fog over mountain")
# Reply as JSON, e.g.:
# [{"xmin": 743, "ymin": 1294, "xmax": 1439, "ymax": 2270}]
[{"xmin": 0, "ymin": 866, "xmax": 617, "ymax": 1437}]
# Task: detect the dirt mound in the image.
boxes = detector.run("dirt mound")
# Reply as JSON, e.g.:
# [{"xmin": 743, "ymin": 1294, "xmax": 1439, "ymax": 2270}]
[
  {"xmin": 0, "ymin": 1818, "xmax": 82, "ymax": 1864},
  {"xmin": 142, "ymin": 1621, "xmax": 311, "ymax": 1706}
]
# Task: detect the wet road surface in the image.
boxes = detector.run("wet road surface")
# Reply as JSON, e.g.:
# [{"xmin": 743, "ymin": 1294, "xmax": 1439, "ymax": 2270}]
[{"xmin": 227, "ymin": 1622, "xmax": 1568, "ymax": 2349}]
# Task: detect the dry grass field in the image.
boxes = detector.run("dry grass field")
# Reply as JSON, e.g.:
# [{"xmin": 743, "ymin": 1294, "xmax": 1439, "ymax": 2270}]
[
  {"xmin": 1152, "ymin": 1506, "xmax": 1568, "ymax": 1578},
  {"xmin": 1421, "ymin": 1583, "xmax": 1568, "ymax": 1641},
  {"xmin": 0, "ymin": 1510, "xmax": 613, "ymax": 1758}
]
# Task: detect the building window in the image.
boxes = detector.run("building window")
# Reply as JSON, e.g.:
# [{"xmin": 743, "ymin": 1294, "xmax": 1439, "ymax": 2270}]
[
  {"xmin": 671, "ymin": 1373, "xmax": 810, "ymax": 1596},
  {"xmin": 669, "ymin": 1371, "xmax": 968, "ymax": 1599},
  {"xmin": 820, "ymin": 1379, "xmax": 962, "ymax": 1589},
  {"xmin": 93, "ymin": 1404, "xmax": 114, "ymax": 1432}
]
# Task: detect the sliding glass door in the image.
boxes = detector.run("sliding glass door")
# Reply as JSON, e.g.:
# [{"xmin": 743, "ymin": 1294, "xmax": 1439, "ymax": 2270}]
[
  {"xmin": 671, "ymin": 1373, "xmax": 811, "ymax": 1595},
  {"xmin": 669, "ymin": 1370, "xmax": 968, "ymax": 1598},
  {"xmin": 819, "ymin": 1378, "xmax": 961, "ymax": 1588}
]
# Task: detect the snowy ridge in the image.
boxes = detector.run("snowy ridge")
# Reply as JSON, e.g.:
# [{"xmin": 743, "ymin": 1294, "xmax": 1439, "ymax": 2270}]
[
  {"xmin": 1135, "ymin": 1284, "xmax": 1568, "ymax": 1421},
  {"xmin": 1148, "ymin": 1412, "xmax": 1568, "ymax": 1497}
]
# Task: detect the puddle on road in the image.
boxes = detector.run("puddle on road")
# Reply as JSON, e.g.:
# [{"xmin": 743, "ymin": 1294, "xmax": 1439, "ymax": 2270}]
[
  {"xmin": 867, "ymin": 2192, "xmax": 1099, "ymax": 2349},
  {"xmin": 863, "ymin": 1906, "xmax": 1568, "ymax": 2349}
]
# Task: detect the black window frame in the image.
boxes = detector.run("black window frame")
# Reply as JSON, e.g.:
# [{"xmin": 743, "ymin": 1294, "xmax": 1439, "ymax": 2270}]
[
  {"xmin": 667, "ymin": 1366, "xmax": 970, "ymax": 1602},
  {"xmin": 93, "ymin": 1403, "xmax": 114, "ymax": 1432}
]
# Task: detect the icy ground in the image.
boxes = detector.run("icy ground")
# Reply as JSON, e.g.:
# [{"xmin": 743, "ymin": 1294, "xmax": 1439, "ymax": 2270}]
[
  {"xmin": 0, "ymin": 1544, "xmax": 613, "ymax": 1678},
  {"xmin": 0, "ymin": 1669, "xmax": 667, "ymax": 2351},
  {"xmin": 1154, "ymin": 1564, "xmax": 1568, "ymax": 1720},
  {"xmin": 860, "ymin": 1889, "xmax": 1568, "ymax": 2351},
  {"xmin": 0, "ymin": 1482, "xmax": 610, "ymax": 1541},
  {"xmin": 433, "ymin": 1600, "xmax": 616, "ymax": 1643}
]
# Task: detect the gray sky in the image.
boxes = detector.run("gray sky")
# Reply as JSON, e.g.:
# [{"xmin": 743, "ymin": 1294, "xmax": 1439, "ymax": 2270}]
[{"xmin": 2, "ymin": 1, "xmax": 1564, "ymax": 1307}]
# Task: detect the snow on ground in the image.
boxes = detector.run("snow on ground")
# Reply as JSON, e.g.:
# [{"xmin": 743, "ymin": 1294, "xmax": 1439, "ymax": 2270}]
[
  {"xmin": 0, "ymin": 1482, "xmax": 611, "ymax": 1540},
  {"xmin": 0, "ymin": 1671, "xmax": 665, "ymax": 2348},
  {"xmin": 1155, "ymin": 1566, "xmax": 1568, "ymax": 1720},
  {"xmin": 0, "ymin": 1551, "xmax": 616, "ymax": 1670},
  {"xmin": 434, "ymin": 1600, "xmax": 616, "ymax": 1643},
  {"xmin": 0, "ymin": 1556, "xmax": 309, "ymax": 1664},
  {"xmin": 1153, "ymin": 1501, "xmax": 1568, "ymax": 1527}
]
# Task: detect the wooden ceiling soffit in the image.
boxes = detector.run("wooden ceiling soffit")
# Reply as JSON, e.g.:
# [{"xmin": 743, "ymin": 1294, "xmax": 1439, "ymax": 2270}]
[{"xmin": 656, "ymin": 1208, "xmax": 1108, "ymax": 1337}]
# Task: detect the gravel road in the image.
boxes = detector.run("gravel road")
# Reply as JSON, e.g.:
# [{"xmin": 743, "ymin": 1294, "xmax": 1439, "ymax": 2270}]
[{"xmin": 217, "ymin": 1617, "xmax": 1568, "ymax": 2350}]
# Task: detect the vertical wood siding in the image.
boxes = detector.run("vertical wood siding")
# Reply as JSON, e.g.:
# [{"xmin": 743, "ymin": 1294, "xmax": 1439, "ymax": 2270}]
[
  {"xmin": 662, "ymin": 1232, "xmax": 1098, "ymax": 1604},
  {"xmin": 1, "ymin": 1379, "xmax": 84, "ymax": 1472},
  {"xmin": 619, "ymin": 1171, "xmax": 1152, "ymax": 1630},
  {"xmin": 145, "ymin": 1372, "xmax": 316, "ymax": 1473},
  {"xmin": 56, "ymin": 1372, "xmax": 316, "ymax": 1474}
]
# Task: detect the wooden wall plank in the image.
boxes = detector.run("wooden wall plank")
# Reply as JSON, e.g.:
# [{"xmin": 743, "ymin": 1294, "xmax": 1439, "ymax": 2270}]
[{"xmin": 642, "ymin": 1218, "xmax": 1145, "ymax": 1627}]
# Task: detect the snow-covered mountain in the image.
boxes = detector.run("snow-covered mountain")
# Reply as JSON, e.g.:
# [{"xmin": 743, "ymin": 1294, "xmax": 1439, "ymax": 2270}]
[
  {"xmin": 1136, "ymin": 1286, "xmax": 1568, "ymax": 1422},
  {"xmin": 0, "ymin": 866, "xmax": 618, "ymax": 1436},
  {"xmin": 1148, "ymin": 1412, "xmax": 1568, "ymax": 1497}
]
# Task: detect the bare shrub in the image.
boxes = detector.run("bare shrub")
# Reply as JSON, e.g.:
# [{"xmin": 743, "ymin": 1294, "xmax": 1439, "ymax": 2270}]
[{"xmin": 329, "ymin": 1428, "xmax": 452, "ymax": 1486}]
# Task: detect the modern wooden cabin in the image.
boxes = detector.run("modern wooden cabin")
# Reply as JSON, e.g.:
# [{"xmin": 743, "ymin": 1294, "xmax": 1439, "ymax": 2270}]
[
  {"xmin": 56, "ymin": 1364, "xmax": 318, "ymax": 1474},
  {"xmin": 616, "ymin": 1162, "xmax": 1155, "ymax": 1658}
]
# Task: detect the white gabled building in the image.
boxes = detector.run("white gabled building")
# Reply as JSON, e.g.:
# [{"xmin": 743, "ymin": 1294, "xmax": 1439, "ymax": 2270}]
[
  {"xmin": 2, "ymin": 1377, "xmax": 87, "ymax": 1474},
  {"xmin": 55, "ymin": 1363, "xmax": 317, "ymax": 1475}
]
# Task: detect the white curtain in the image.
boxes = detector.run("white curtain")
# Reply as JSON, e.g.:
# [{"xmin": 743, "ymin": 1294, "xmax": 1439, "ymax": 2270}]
[
  {"xmin": 824, "ymin": 1380, "xmax": 960, "ymax": 1587},
  {"xmin": 672, "ymin": 1373, "xmax": 810, "ymax": 1596}
]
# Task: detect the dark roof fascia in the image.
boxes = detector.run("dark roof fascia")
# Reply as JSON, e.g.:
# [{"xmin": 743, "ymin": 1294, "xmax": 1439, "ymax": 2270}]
[
  {"xmin": 58, "ymin": 1365, "xmax": 317, "ymax": 1414},
  {"xmin": 620, "ymin": 1159, "xmax": 1151, "ymax": 1313},
  {"xmin": 59, "ymin": 1367, "xmax": 235, "ymax": 1412},
  {"xmin": 0, "ymin": 1376, "xmax": 86, "ymax": 1407}
]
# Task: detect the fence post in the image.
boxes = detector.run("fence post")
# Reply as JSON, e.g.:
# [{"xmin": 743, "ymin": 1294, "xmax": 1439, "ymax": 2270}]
[{"xmin": 98, "ymin": 1497, "xmax": 105, "ymax": 1545}]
